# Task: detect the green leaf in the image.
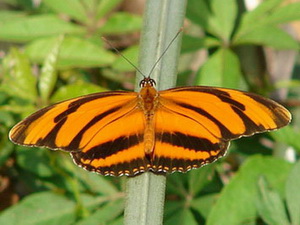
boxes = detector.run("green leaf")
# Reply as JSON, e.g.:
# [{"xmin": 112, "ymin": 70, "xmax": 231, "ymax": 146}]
[
  {"xmin": 1, "ymin": 48, "xmax": 37, "ymax": 102},
  {"xmin": 206, "ymin": 155, "xmax": 292, "ymax": 225},
  {"xmin": 190, "ymin": 194, "xmax": 218, "ymax": 219},
  {"xmin": 98, "ymin": 12, "xmax": 142, "ymax": 34},
  {"xmin": 165, "ymin": 208, "xmax": 198, "ymax": 225},
  {"xmin": 271, "ymin": 126, "xmax": 300, "ymax": 152},
  {"xmin": 256, "ymin": 177, "xmax": 290, "ymax": 225},
  {"xmin": 181, "ymin": 35, "xmax": 220, "ymax": 53},
  {"xmin": 265, "ymin": 2, "xmax": 300, "ymax": 24},
  {"xmin": 4, "ymin": 102, "xmax": 36, "ymax": 119},
  {"xmin": 167, "ymin": 173, "xmax": 189, "ymax": 198},
  {"xmin": 0, "ymin": 192, "xmax": 76, "ymax": 225},
  {"xmin": 186, "ymin": 0, "xmax": 211, "ymax": 30},
  {"xmin": 164, "ymin": 201, "xmax": 184, "ymax": 220},
  {"xmin": 108, "ymin": 217, "xmax": 123, "ymax": 225},
  {"xmin": 112, "ymin": 45, "xmax": 139, "ymax": 72},
  {"xmin": 77, "ymin": 199, "xmax": 124, "ymax": 225},
  {"xmin": 233, "ymin": 1, "xmax": 300, "ymax": 47},
  {"xmin": 196, "ymin": 48, "xmax": 241, "ymax": 88},
  {"xmin": 75, "ymin": 170, "xmax": 119, "ymax": 196},
  {"xmin": 233, "ymin": 25, "xmax": 299, "ymax": 49},
  {"xmin": 12, "ymin": 0, "xmax": 33, "ymax": 9},
  {"xmin": 0, "ymin": 10, "xmax": 26, "ymax": 25},
  {"xmin": 50, "ymin": 82, "xmax": 106, "ymax": 103},
  {"xmin": 25, "ymin": 36, "xmax": 116, "ymax": 69},
  {"xmin": 240, "ymin": 0, "xmax": 282, "ymax": 26},
  {"xmin": 0, "ymin": 111, "xmax": 15, "ymax": 127},
  {"xmin": 101, "ymin": 68, "xmax": 135, "ymax": 84},
  {"xmin": 187, "ymin": 0, "xmax": 237, "ymax": 41},
  {"xmin": 209, "ymin": 0, "xmax": 237, "ymax": 41},
  {"xmin": 182, "ymin": 209, "xmax": 198, "ymax": 225},
  {"xmin": 16, "ymin": 146, "xmax": 54, "ymax": 177},
  {"xmin": 96, "ymin": 0, "xmax": 122, "ymax": 19},
  {"xmin": 286, "ymin": 160, "xmax": 300, "ymax": 225},
  {"xmin": 0, "ymin": 141, "xmax": 14, "ymax": 167},
  {"xmin": 0, "ymin": 14, "xmax": 84, "ymax": 42},
  {"xmin": 234, "ymin": 0, "xmax": 282, "ymax": 40},
  {"xmin": 39, "ymin": 35, "xmax": 64, "ymax": 102},
  {"xmin": 187, "ymin": 164, "xmax": 216, "ymax": 196},
  {"xmin": 43, "ymin": 0, "xmax": 87, "ymax": 22}
]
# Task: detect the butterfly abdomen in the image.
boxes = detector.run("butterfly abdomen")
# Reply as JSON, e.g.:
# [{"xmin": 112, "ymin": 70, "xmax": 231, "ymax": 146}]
[{"xmin": 144, "ymin": 118, "xmax": 155, "ymax": 155}]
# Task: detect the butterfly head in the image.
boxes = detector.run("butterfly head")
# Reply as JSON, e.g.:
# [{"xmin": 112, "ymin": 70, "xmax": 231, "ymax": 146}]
[{"xmin": 139, "ymin": 77, "xmax": 156, "ymax": 88}]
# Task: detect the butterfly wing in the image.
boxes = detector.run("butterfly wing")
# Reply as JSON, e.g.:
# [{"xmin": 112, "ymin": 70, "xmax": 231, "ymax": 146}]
[
  {"xmin": 9, "ymin": 91, "xmax": 149, "ymax": 176},
  {"xmin": 9, "ymin": 84, "xmax": 291, "ymax": 176},
  {"xmin": 151, "ymin": 86, "xmax": 291, "ymax": 173}
]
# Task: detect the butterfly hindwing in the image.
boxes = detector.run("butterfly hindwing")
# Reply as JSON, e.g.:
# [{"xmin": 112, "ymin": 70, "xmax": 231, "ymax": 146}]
[
  {"xmin": 71, "ymin": 107, "xmax": 148, "ymax": 176},
  {"xmin": 153, "ymin": 104, "xmax": 228, "ymax": 173}
]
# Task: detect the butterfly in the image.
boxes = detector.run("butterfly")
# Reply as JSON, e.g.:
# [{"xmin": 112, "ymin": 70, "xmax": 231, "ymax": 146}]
[{"xmin": 9, "ymin": 77, "xmax": 291, "ymax": 176}]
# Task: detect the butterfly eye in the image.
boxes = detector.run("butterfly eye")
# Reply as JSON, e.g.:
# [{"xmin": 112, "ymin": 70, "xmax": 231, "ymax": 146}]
[
  {"xmin": 139, "ymin": 77, "xmax": 156, "ymax": 88},
  {"xmin": 150, "ymin": 79, "xmax": 156, "ymax": 86},
  {"xmin": 139, "ymin": 79, "xmax": 145, "ymax": 87}
]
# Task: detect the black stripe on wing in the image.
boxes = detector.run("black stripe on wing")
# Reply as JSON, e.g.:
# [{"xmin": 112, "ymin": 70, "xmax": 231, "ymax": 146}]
[
  {"xmin": 175, "ymin": 102, "xmax": 234, "ymax": 139},
  {"xmin": 66, "ymin": 106, "xmax": 123, "ymax": 150},
  {"xmin": 78, "ymin": 133, "xmax": 143, "ymax": 160},
  {"xmin": 244, "ymin": 92, "xmax": 291, "ymax": 128},
  {"xmin": 156, "ymin": 131, "xmax": 223, "ymax": 152}
]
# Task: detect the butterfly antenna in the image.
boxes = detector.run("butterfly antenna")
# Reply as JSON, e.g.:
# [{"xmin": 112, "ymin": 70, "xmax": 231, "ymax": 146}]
[
  {"xmin": 102, "ymin": 37, "xmax": 146, "ymax": 78},
  {"xmin": 147, "ymin": 28, "xmax": 183, "ymax": 78}
]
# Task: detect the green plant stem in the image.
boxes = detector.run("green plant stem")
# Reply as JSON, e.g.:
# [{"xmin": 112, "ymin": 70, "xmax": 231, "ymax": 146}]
[{"xmin": 124, "ymin": 0, "xmax": 187, "ymax": 225}]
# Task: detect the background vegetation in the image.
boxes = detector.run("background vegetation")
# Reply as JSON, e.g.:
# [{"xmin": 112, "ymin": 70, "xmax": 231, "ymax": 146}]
[{"xmin": 0, "ymin": 0, "xmax": 299, "ymax": 224}]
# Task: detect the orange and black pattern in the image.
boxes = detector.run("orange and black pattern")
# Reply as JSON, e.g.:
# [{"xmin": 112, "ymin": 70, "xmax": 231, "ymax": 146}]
[{"xmin": 9, "ymin": 78, "xmax": 291, "ymax": 176}]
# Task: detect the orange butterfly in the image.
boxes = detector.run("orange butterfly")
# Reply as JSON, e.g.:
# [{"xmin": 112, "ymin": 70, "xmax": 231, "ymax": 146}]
[{"xmin": 9, "ymin": 77, "xmax": 291, "ymax": 176}]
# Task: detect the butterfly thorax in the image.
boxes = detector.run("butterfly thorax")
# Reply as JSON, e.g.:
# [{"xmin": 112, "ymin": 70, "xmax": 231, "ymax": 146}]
[
  {"xmin": 139, "ymin": 85, "xmax": 158, "ymax": 110},
  {"xmin": 138, "ymin": 84, "xmax": 159, "ymax": 156}
]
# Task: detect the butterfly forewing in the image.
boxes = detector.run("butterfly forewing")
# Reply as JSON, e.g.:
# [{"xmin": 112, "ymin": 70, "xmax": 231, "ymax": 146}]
[
  {"xmin": 159, "ymin": 86, "xmax": 290, "ymax": 136},
  {"xmin": 10, "ymin": 91, "xmax": 136, "ymax": 147},
  {"xmin": 9, "ymin": 79, "xmax": 291, "ymax": 176}
]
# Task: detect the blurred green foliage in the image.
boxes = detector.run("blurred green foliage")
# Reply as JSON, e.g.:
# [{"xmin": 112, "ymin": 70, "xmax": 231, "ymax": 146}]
[{"xmin": 0, "ymin": 0, "xmax": 299, "ymax": 224}]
